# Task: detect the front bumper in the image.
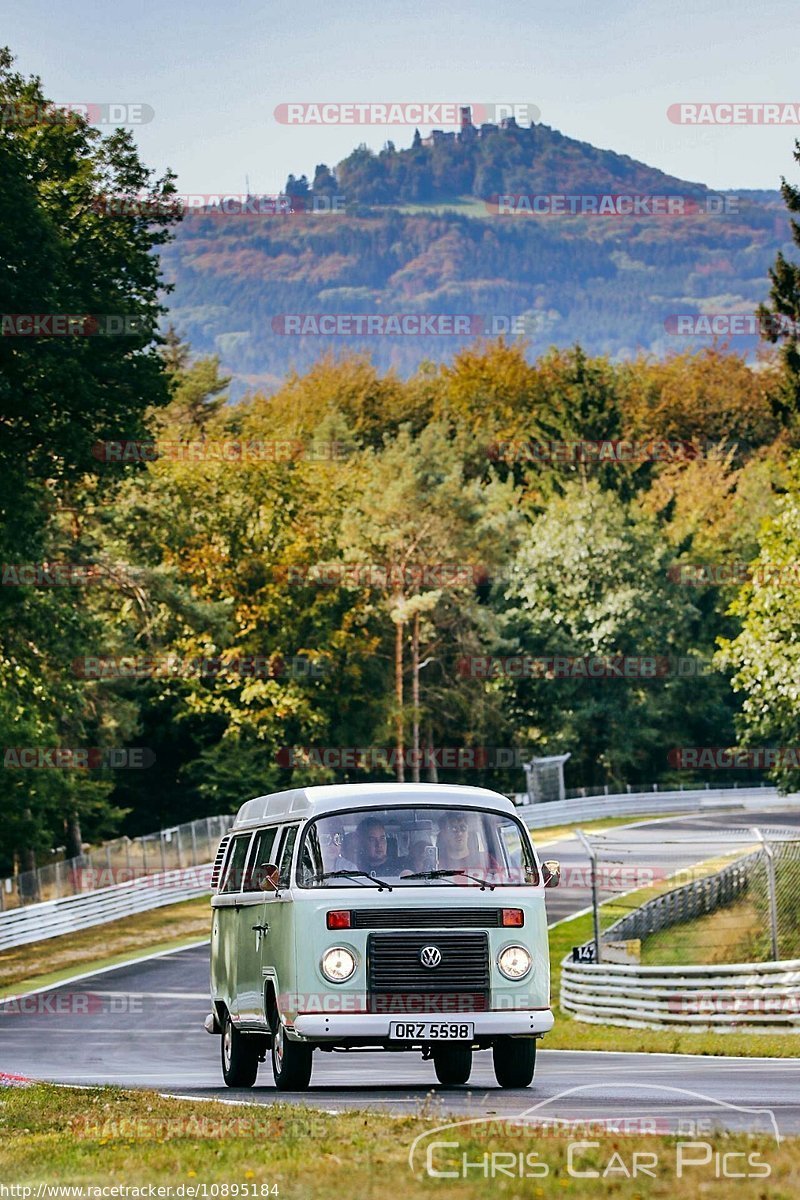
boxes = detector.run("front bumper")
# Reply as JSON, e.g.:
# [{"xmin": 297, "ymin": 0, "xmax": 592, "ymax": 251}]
[{"xmin": 291, "ymin": 1007, "xmax": 554, "ymax": 1041}]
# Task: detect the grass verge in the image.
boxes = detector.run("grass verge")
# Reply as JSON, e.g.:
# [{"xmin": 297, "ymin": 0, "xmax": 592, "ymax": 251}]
[
  {"xmin": 546, "ymin": 902, "xmax": 799, "ymax": 1057},
  {"xmin": 0, "ymin": 1083, "xmax": 797, "ymax": 1197},
  {"xmin": 0, "ymin": 897, "xmax": 210, "ymax": 996},
  {"xmin": 641, "ymin": 896, "xmax": 765, "ymax": 966},
  {"xmin": 528, "ymin": 810, "xmax": 693, "ymax": 847}
]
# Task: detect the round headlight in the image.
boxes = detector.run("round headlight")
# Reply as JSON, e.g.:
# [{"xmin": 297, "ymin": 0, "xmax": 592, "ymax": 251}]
[
  {"xmin": 498, "ymin": 944, "xmax": 532, "ymax": 980},
  {"xmin": 321, "ymin": 946, "xmax": 356, "ymax": 983}
]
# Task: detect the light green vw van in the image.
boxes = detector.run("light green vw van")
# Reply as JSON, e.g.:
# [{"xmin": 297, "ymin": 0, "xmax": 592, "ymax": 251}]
[{"xmin": 206, "ymin": 783, "xmax": 559, "ymax": 1090}]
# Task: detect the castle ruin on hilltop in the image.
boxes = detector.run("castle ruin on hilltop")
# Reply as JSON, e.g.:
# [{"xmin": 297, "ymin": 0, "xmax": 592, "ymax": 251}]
[{"xmin": 419, "ymin": 105, "xmax": 525, "ymax": 147}]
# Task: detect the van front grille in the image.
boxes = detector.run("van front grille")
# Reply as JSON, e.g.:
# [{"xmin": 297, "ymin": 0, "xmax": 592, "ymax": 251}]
[{"xmin": 367, "ymin": 930, "xmax": 489, "ymax": 1014}]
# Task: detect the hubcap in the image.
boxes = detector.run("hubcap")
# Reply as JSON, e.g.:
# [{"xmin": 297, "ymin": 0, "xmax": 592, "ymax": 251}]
[
  {"xmin": 223, "ymin": 1020, "xmax": 232, "ymax": 1069},
  {"xmin": 274, "ymin": 1023, "xmax": 284, "ymax": 1069}
]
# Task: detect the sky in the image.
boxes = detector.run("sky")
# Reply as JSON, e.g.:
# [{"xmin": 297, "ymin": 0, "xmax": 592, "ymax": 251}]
[{"xmin": 5, "ymin": 0, "xmax": 800, "ymax": 195}]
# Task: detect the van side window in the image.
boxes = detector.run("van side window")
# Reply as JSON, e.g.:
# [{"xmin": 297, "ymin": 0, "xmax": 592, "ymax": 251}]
[
  {"xmin": 277, "ymin": 826, "xmax": 299, "ymax": 888},
  {"xmin": 219, "ymin": 834, "xmax": 252, "ymax": 894},
  {"xmin": 243, "ymin": 827, "xmax": 279, "ymax": 891}
]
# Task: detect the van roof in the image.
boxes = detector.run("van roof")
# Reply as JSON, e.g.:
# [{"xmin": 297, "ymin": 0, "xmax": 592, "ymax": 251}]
[{"xmin": 231, "ymin": 782, "xmax": 516, "ymax": 830}]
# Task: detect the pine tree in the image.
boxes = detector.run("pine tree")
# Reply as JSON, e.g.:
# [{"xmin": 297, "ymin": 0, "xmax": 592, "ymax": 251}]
[{"xmin": 759, "ymin": 139, "xmax": 800, "ymax": 427}]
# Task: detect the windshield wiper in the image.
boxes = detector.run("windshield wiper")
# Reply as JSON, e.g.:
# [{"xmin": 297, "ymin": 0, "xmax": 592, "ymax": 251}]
[
  {"xmin": 311, "ymin": 869, "xmax": 393, "ymax": 891},
  {"xmin": 401, "ymin": 869, "xmax": 495, "ymax": 890}
]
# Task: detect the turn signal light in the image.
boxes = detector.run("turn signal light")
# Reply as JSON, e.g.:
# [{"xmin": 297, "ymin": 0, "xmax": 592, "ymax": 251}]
[
  {"xmin": 326, "ymin": 910, "xmax": 352, "ymax": 929},
  {"xmin": 501, "ymin": 908, "xmax": 524, "ymax": 927}
]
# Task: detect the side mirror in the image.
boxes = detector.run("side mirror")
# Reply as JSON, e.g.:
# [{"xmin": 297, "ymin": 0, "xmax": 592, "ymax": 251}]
[
  {"xmin": 253, "ymin": 863, "xmax": 280, "ymax": 892},
  {"xmin": 542, "ymin": 859, "xmax": 561, "ymax": 888}
]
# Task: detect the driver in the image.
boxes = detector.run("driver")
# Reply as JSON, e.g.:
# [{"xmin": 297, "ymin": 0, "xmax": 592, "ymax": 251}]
[{"xmin": 355, "ymin": 817, "xmax": 402, "ymax": 875}]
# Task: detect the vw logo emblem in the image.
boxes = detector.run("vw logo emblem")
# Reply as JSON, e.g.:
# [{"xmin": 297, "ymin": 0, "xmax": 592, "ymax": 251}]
[{"xmin": 419, "ymin": 945, "xmax": 442, "ymax": 969}]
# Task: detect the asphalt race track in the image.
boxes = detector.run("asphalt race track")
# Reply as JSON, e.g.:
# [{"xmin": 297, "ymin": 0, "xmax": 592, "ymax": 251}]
[{"xmin": 3, "ymin": 808, "xmax": 800, "ymax": 1135}]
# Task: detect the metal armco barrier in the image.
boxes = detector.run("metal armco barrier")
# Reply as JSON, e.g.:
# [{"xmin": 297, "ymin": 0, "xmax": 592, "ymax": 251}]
[
  {"xmin": 601, "ymin": 853, "xmax": 759, "ymax": 942},
  {"xmin": 518, "ymin": 785, "xmax": 784, "ymax": 827},
  {"xmin": 561, "ymin": 957, "xmax": 800, "ymax": 1031},
  {"xmin": 0, "ymin": 864, "xmax": 213, "ymax": 953}
]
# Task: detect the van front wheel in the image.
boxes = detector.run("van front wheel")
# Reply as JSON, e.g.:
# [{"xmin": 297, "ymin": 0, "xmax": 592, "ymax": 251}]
[
  {"xmin": 221, "ymin": 1012, "xmax": 259, "ymax": 1087},
  {"xmin": 271, "ymin": 1019, "xmax": 313, "ymax": 1091},
  {"xmin": 493, "ymin": 1037, "xmax": 536, "ymax": 1088},
  {"xmin": 433, "ymin": 1044, "xmax": 472, "ymax": 1086}
]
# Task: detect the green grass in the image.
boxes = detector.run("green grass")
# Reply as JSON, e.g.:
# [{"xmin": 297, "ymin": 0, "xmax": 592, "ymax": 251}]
[
  {"xmin": 1, "ymin": 1083, "xmax": 797, "ymax": 1198},
  {"xmin": 389, "ymin": 195, "xmax": 491, "ymax": 218},
  {"xmin": 641, "ymin": 896, "xmax": 764, "ymax": 966}
]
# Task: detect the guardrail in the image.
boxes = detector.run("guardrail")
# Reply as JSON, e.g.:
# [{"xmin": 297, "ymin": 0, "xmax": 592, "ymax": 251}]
[
  {"xmin": 599, "ymin": 852, "xmax": 759, "ymax": 942},
  {"xmin": 561, "ymin": 957, "xmax": 800, "ymax": 1030},
  {"xmin": 0, "ymin": 864, "xmax": 214, "ymax": 953},
  {"xmin": 517, "ymin": 785, "xmax": 784, "ymax": 828}
]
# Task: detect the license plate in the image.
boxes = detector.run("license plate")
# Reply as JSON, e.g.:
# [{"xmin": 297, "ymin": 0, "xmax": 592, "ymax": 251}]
[{"xmin": 389, "ymin": 1021, "xmax": 474, "ymax": 1040}]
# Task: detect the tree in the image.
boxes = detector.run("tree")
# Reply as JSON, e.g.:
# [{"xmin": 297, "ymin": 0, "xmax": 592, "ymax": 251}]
[
  {"xmin": 501, "ymin": 481, "xmax": 721, "ymax": 785},
  {"xmin": 0, "ymin": 49, "xmax": 180, "ymax": 550},
  {"xmin": 154, "ymin": 352, "xmax": 230, "ymax": 432},
  {"xmin": 0, "ymin": 48, "xmax": 179, "ymax": 873},
  {"xmin": 758, "ymin": 139, "xmax": 800, "ymax": 428},
  {"xmin": 717, "ymin": 459, "xmax": 800, "ymax": 792},
  {"xmin": 338, "ymin": 423, "xmax": 518, "ymax": 780}
]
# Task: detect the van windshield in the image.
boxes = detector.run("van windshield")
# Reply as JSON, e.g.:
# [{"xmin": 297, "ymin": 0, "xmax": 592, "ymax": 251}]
[{"xmin": 297, "ymin": 806, "xmax": 538, "ymax": 888}]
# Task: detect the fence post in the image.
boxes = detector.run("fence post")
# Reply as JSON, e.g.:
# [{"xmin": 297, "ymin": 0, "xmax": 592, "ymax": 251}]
[
  {"xmin": 190, "ymin": 822, "xmax": 198, "ymax": 868},
  {"xmin": 575, "ymin": 829, "xmax": 601, "ymax": 964},
  {"xmin": 751, "ymin": 827, "xmax": 779, "ymax": 960}
]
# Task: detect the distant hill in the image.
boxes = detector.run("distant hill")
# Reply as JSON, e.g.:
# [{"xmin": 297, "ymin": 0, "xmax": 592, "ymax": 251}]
[{"xmin": 159, "ymin": 117, "xmax": 792, "ymax": 392}]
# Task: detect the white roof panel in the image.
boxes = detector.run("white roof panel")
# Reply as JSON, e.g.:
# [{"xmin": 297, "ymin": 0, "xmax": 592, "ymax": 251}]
[{"xmin": 231, "ymin": 782, "xmax": 515, "ymax": 829}]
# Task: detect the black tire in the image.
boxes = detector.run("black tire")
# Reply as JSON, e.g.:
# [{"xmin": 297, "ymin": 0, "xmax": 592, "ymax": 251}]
[
  {"xmin": 433, "ymin": 1044, "xmax": 473, "ymax": 1086},
  {"xmin": 492, "ymin": 1037, "xmax": 536, "ymax": 1088},
  {"xmin": 270, "ymin": 1016, "xmax": 313, "ymax": 1091},
  {"xmin": 221, "ymin": 1011, "xmax": 259, "ymax": 1087}
]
